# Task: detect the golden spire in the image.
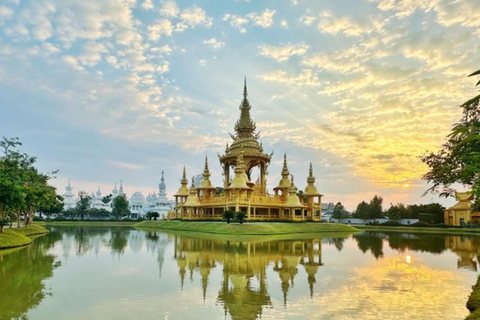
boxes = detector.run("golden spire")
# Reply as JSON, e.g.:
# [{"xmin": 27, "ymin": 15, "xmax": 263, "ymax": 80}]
[
  {"xmin": 183, "ymin": 176, "xmax": 201, "ymax": 207},
  {"xmin": 200, "ymin": 156, "xmax": 215, "ymax": 189},
  {"xmin": 234, "ymin": 78, "xmax": 256, "ymax": 137},
  {"xmin": 281, "ymin": 153, "xmax": 290, "ymax": 178},
  {"xmin": 190, "ymin": 177, "xmax": 196, "ymax": 193},
  {"xmin": 203, "ymin": 156, "xmax": 210, "ymax": 179},
  {"xmin": 175, "ymin": 166, "xmax": 189, "ymax": 197},
  {"xmin": 227, "ymin": 153, "xmax": 251, "ymax": 190},
  {"xmin": 304, "ymin": 163, "xmax": 321, "ymax": 196}
]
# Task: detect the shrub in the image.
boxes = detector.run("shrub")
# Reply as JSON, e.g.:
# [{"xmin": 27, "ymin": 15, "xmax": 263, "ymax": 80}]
[
  {"xmin": 33, "ymin": 216, "xmax": 45, "ymax": 221},
  {"xmin": 410, "ymin": 221, "xmax": 434, "ymax": 227},
  {"xmin": 379, "ymin": 220, "xmax": 403, "ymax": 226},
  {"xmin": 223, "ymin": 210, "xmax": 235, "ymax": 224},
  {"xmin": 235, "ymin": 211, "xmax": 247, "ymax": 224},
  {"xmin": 53, "ymin": 216, "xmax": 68, "ymax": 221}
]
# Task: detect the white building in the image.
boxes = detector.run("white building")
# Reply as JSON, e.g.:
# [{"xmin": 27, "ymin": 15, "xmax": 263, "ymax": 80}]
[
  {"xmin": 63, "ymin": 179, "xmax": 76, "ymax": 210},
  {"xmin": 139, "ymin": 171, "xmax": 174, "ymax": 218}
]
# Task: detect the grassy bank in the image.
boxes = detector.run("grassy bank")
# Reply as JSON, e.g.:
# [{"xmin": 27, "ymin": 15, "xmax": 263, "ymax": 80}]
[
  {"xmin": 0, "ymin": 225, "xmax": 49, "ymax": 250},
  {"xmin": 357, "ymin": 225, "xmax": 480, "ymax": 236},
  {"xmin": 467, "ymin": 276, "xmax": 480, "ymax": 319},
  {"xmin": 37, "ymin": 221, "xmax": 137, "ymax": 227},
  {"xmin": 134, "ymin": 221, "xmax": 358, "ymax": 235}
]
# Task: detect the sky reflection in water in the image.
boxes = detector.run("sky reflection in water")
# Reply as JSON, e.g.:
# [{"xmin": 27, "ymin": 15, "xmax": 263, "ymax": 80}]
[{"xmin": 1, "ymin": 227, "xmax": 479, "ymax": 320}]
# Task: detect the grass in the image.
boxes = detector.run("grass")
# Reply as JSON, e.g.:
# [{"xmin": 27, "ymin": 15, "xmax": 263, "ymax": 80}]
[
  {"xmin": 357, "ymin": 225, "xmax": 480, "ymax": 236},
  {"xmin": 467, "ymin": 276, "xmax": 480, "ymax": 320},
  {"xmin": 134, "ymin": 220, "xmax": 358, "ymax": 235},
  {"xmin": 0, "ymin": 225, "xmax": 49, "ymax": 250},
  {"xmin": 38, "ymin": 221, "xmax": 137, "ymax": 227}
]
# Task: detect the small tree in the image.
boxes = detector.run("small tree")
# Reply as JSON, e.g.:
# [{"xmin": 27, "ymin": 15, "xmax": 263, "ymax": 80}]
[
  {"xmin": 235, "ymin": 211, "xmax": 247, "ymax": 224},
  {"xmin": 332, "ymin": 202, "xmax": 347, "ymax": 223},
  {"xmin": 223, "ymin": 210, "xmax": 235, "ymax": 224},
  {"xmin": 111, "ymin": 194, "xmax": 130, "ymax": 220},
  {"xmin": 76, "ymin": 191, "xmax": 91, "ymax": 220},
  {"xmin": 151, "ymin": 212, "xmax": 160, "ymax": 220}
]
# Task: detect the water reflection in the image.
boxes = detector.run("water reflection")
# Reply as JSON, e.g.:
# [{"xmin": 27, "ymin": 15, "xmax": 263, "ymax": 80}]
[
  {"xmin": 1, "ymin": 228, "xmax": 480, "ymax": 320},
  {"xmin": 0, "ymin": 231, "xmax": 61, "ymax": 320}
]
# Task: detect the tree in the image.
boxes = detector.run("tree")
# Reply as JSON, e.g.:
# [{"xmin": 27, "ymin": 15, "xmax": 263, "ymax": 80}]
[
  {"xmin": 76, "ymin": 192, "xmax": 91, "ymax": 220},
  {"xmin": 353, "ymin": 201, "xmax": 369, "ymax": 222},
  {"xmin": 422, "ymin": 70, "xmax": 480, "ymax": 209},
  {"xmin": 368, "ymin": 195, "xmax": 384, "ymax": 220},
  {"xmin": 101, "ymin": 194, "xmax": 113, "ymax": 204},
  {"xmin": 332, "ymin": 202, "xmax": 347, "ymax": 222},
  {"xmin": 0, "ymin": 137, "xmax": 59, "ymax": 228},
  {"xmin": 235, "ymin": 211, "xmax": 247, "ymax": 224},
  {"xmin": 111, "ymin": 194, "xmax": 130, "ymax": 220},
  {"xmin": 386, "ymin": 203, "xmax": 409, "ymax": 220},
  {"xmin": 147, "ymin": 212, "xmax": 160, "ymax": 220},
  {"xmin": 223, "ymin": 210, "xmax": 235, "ymax": 224}
]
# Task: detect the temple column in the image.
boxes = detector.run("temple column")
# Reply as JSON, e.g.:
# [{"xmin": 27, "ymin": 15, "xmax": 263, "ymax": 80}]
[
  {"xmin": 224, "ymin": 163, "xmax": 230, "ymax": 189},
  {"xmin": 260, "ymin": 162, "xmax": 265, "ymax": 193}
]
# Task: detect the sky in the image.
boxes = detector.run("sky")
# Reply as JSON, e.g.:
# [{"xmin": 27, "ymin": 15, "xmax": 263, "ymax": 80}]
[{"xmin": 1, "ymin": 0, "xmax": 479, "ymax": 210}]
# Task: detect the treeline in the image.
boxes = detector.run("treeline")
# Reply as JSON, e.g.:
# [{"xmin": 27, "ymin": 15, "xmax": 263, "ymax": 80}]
[
  {"xmin": 331, "ymin": 195, "xmax": 445, "ymax": 222},
  {"xmin": 57, "ymin": 193, "xmax": 131, "ymax": 220},
  {"xmin": 0, "ymin": 137, "xmax": 63, "ymax": 232}
]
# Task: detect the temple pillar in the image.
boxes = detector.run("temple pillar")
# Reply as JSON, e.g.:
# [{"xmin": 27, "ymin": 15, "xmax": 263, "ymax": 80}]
[{"xmin": 224, "ymin": 163, "xmax": 230, "ymax": 188}]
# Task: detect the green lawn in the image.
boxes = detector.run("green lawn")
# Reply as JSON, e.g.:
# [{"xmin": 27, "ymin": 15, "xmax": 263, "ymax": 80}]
[
  {"xmin": 0, "ymin": 225, "xmax": 49, "ymax": 250},
  {"xmin": 134, "ymin": 221, "xmax": 358, "ymax": 235}
]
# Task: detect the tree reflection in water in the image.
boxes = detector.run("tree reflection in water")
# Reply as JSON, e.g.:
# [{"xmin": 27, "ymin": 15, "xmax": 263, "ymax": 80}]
[{"xmin": 0, "ymin": 231, "xmax": 61, "ymax": 320}]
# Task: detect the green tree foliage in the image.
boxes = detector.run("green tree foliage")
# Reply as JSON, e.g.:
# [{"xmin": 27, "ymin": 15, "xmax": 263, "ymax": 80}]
[
  {"xmin": 111, "ymin": 194, "xmax": 130, "ymax": 219},
  {"xmin": 235, "ymin": 211, "xmax": 247, "ymax": 224},
  {"xmin": 75, "ymin": 191, "xmax": 91, "ymax": 220},
  {"xmin": 422, "ymin": 70, "xmax": 480, "ymax": 209},
  {"xmin": 332, "ymin": 202, "xmax": 348, "ymax": 222},
  {"xmin": 386, "ymin": 203, "xmax": 410, "ymax": 220},
  {"xmin": 223, "ymin": 210, "xmax": 235, "ymax": 224},
  {"xmin": 368, "ymin": 195, "xmax": 384, "ymax": 219},
  {"xmin": 0, "ymin": 137, "xmax": 60, "ymax": 230},
  {"xmin": 146, "ymin": 211, "xmax": 160, "ymax": 220},
  {"xmin": 101, "ymin": 194, "xmax": 113, "ymax": 204},
  {"xmin": 353, "ymin": 201, "xmax": 369, "ymax": 221}
]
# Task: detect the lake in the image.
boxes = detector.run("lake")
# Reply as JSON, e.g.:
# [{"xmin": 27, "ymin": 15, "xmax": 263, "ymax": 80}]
[{"xmin": 0, "ymin": 226, "xmax": 478, "ymax": 320}]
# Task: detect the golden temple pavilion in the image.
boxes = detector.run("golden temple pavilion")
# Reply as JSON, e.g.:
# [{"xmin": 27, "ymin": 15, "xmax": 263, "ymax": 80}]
[{"xmin": 173, "ymin": 80, "xmax": 322, "ymax": 221}]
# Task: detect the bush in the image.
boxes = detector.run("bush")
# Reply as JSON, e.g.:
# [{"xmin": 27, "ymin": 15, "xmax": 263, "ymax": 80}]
[
  {"xmin": 410, "ymin": 221, "xmax": 434, "ymax": 227},
  {"xmin": 418, "ymin": 213, "xmax": 444, "ymax": 224},
  {"xmin": 33, "ymin": 216, "xmax": 45, "ymax": 221},
  {"xmin": 52, "ymin": 216, "xmax": 68, "ymax": 221},
  {"xmin": 379, "ymin": 220, "xmax": 403, "ymax": 226},
  {"xmin": 235, "ymin": 211, "xmax": 247, "ymax": 224}
]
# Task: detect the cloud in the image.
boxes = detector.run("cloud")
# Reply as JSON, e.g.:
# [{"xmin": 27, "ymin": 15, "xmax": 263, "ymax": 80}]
[
  {"xmin": 176, "ymin": 6, "xmax": 213, "ymax": 31},
  {"xmin": 223, "ymin": 9, "xmax": 276, "ymax": 32},
  {"xmin": 148, "ymin": 19, "xmax": 174, "ymax": 40},
  {"xmin": 317, "ymin": 11, "xmax": 378, "ymax": 37},
  {"xmin": 160, "ymin": 0, "xmax": 179, "ymax": 17},
  {"xmin": 203, "ymin": 38, "xmax": 225, "ymax": 50},
  {"xmin": 259, "ymin": 42, "xmax": 309, "ymax": 62},
  {"xmin": 258, "ymin": 69, "xmax": 321, "ymax": 86},
  {"xmin": 0, "ymin": 5, "xmax": 14, "ymax": 19}
]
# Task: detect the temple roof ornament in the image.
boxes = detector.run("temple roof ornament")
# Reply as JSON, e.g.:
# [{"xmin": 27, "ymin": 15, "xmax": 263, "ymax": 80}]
[
  {"xmin": 234, "ymin": 78, "xmax": 257, "ymax": 136},
  {"xmin": 119, "ymin": 180, "xmax": 124, "ymax": 194},
  {"xmin": 285, "ymin": 178, "xmax": 305, "ymax": 208},
  {"xmin": 304, "ymin": 163, "xmax": 322, "ymax": 196},
  {"xmin": 184, "ymin": 177, "xmax": 201, "ymax": 207},
  {"xmin": 199, "ymin": 157, "xmax": 216, "ymax": 190},
  {"xmin": 159, "ymin": 170, "xmax": 168, "ymax": 199},
  {"xmin": 175, "ymin": 166, "xmax": 190, "ymax": 197},
  {"xmin": 219, "ymin": 78, "xmax": 271, "ymax": 170},
  {"xmin": 227, "ymin": 154, "xmax": 251, "ymax": 190},
  {"xmin": 274, "ymin": 153, "xmax": 292, "ymax": 191}
]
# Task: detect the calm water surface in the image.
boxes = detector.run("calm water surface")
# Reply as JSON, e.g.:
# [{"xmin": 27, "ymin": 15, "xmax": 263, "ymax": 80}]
[{"xmin": 0, "ymin": 226, "xmax": 479, "ymax": 320}]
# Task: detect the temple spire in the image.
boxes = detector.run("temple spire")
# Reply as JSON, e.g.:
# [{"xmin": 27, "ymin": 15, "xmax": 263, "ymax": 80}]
[
  {"xmin": 234, "ymin": 78, "xmax": 256, "ymax": 136},
  {"xmin": 243, "ymin": 76, "xmax": 247, "ymax": 98},
  {"xmin": 282, "ymin": 153, "xmax": 290, "ymax": 178}
]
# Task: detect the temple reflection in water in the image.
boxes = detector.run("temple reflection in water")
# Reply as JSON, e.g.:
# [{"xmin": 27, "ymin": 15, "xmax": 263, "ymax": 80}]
[{"xmin": 173, "ymin": 236, "xmax": 323, "ymax": 320}]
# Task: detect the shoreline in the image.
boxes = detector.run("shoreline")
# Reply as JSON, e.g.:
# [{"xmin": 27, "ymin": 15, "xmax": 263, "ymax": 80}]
[
  {"xmin": 133, "ymin": 220, "xmax": 359, "ymax": 235},
  {"xmin": 0, "ymin": 225, "xmax": 49, "ymax": 250},
  {"xmin": 356, "ymin": 225, "xmax": 480, "ymax": 236}
]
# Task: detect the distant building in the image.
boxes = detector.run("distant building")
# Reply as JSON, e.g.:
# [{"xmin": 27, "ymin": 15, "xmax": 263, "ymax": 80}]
[
  {"xmin": 63, "ymin": 179, "xmax": 76, "ymax": 210},
  {"xmin": 444, "ymin": 192, "xmax": 480, "ymax": 226}
]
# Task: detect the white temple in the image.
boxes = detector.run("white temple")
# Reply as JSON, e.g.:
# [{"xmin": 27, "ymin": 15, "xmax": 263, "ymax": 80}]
[
  {"xmin": 62, "ymin": 173, "xmax": 174, "ymax": 219},
  {"xmin": 63, "ymin": 179, "xmax": 76, "ymax": 210}
]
